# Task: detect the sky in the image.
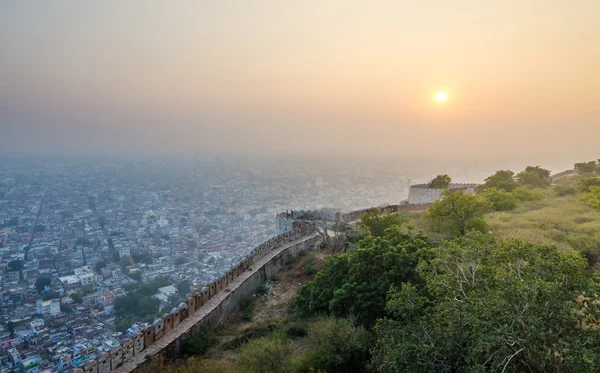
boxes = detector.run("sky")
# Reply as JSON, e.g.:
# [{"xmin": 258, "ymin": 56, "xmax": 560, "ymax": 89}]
[{"xmin": 1, "ymin": 1, "xmax": 599, "ymax": 161}]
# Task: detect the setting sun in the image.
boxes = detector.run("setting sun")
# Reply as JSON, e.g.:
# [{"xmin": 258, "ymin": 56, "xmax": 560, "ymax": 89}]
[{"xmin": 435, "ymin": 91, "xmax": 448, "ymax": 102}]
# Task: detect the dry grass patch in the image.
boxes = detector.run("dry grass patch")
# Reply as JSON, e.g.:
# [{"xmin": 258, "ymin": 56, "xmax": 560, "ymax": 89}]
[{"xmin": 487, "ymin": 194, "xmax": 600, "ymax": 253}]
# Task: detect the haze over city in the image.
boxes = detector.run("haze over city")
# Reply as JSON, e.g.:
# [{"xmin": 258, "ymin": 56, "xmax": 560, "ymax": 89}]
[
  {"xmin": 1, "ymin": 1, "xmax": 599, "ymax": 162},
  {"xmin": 2, "ymin": 2, "xmax": 600, "ymax": 373}
]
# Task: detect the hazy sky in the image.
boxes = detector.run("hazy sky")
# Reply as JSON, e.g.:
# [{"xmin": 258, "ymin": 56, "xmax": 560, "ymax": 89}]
[{"xmin": 1, "ymin": 1, "xmax": 598, "ymax": 160}]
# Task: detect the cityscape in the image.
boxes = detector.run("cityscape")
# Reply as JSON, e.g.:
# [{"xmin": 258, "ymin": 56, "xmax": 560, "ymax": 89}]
[{"xmin": 0, "ymin": 156, "xmax": 426, "ymax": 372}]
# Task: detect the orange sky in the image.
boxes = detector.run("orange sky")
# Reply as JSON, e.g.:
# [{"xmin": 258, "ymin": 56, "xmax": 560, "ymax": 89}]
[{"xmin": 1, "ymin": 1, "xmax": 598, "ymax": 159}]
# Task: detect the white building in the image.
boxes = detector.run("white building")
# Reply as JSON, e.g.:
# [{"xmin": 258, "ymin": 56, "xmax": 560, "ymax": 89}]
[
  {"xmin": 153, "ymin": 285, "xmax": 178, "ymax": 310},
  {"xmin": 73, "ymin": 265, "xmax": 97, "ymax": 286},
  {"xmin": 36, "ymin": 299, "xmax": 61, "ymax": 316},
  {"xmin": 118, "ymin": 246, "xmax": 131, "ymax": 259},
  {"xmin": 78, "ymin": 273, "xmax": 96, "ymax": 286},
  {"xmin": 59, "ymin": 275, "xmax": 81, "ymax": 292},
  {"xmin": 157, "ymin": 216, "xmax": 169, "ymax": 228}
]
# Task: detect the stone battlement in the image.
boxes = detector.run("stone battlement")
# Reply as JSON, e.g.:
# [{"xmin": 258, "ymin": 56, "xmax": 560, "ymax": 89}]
[
  {"xmin": 408, "ymin": 183, "xmax": 478, "ymax": 204},
  {"xmin": 91, "ymin": 201, "xmax": 431, "ymax": 373}
]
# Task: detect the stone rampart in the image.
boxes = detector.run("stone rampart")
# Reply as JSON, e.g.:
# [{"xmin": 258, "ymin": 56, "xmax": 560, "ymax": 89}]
[
  {"xmin": 342, "ymin": 202, "xmax": 432, "ymax": 222},
  {"xmin": 408, "ymin": 183, "xmax": 477, "ymax": 204},
  {"xmin": 92, "ymin": 200, "xmax": 430, "ymax": 373},
  {"xmin": 87, "ymin": 224, "xmax": 318, "ymax": 373}
]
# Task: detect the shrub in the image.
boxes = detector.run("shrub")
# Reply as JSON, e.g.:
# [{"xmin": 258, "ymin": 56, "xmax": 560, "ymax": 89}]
[
  {"xmin": 183, "ymin": 327, "xmax": 216, "ymax": 356},
  {"xmin": 511, "ymin": 187, "xmax": 545, "ymax": 202},
  {"xmin": 297, "ymin": 318, "xmax": 372, "ymax": 373},
  {"xmin": 255, "ymin": 284, "xmax": 268, "ymax": 297},
  {"xmin": 577, "ymin": 176, "xmax": 600, "ymax": 193},
  {"xmin": 483, "ymin": 188, "xmax": 517, "ymax": 211},
  {"xmin": 284, "ymin": 323, "xmax": 308, "ymax": 338},
  {"xmin": 554, "ymin": 185, "xmax": 577, "ymax": 197},
  {"xmin": 579, "ymin": 186, "xmax": 600, "ymax": 210},
  {"xmin": 237, "ymin": 333, "xmax": 295, "ymax": 373},
  {"xmin": 221, "ymin": 324, "xmax": 277, "ymax": 350},
  {"xmin": 581, "ymin": 248, "xmax": 600, "ymax": 268},
  {"xmin": 305, "ymin": 263, "xmax": 317, "ymax": 276}
]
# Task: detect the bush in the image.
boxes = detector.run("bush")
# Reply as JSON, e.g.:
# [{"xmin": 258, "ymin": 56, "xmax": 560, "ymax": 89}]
[
  {"xmin": 239, "ymin": 297, "xmax": 254, "ymax": 322},
  {"xmin": 581, "ymin": 248, "xmax": 600, "ymax": 268},
  {"xmin": 183, "ymin": 327, "xmax": 216, "ymax": 356},
  {"xmin": 305, "ymin": 263, "xmax": 317, "ymax": 276},
  {"xmin": 296, "ymin": 318, "xmax": 372, "ymax": 373},
  {"xmin": 255, "ymin": 284, "xmax": 268, "ymax": 297},
  {"xmin": 511, "ymin": 187, "xmax": 545, "ymax": 202},
  {"xmin": 284, "ymin": 323, "xmax": 308, "ymax": 338},
  {"xmin": 483, "ymin": 188, "xmax": 517, "ymax": 211},
  {"xmin": 554, "ymin": 185, "xmax": 577, "ymax": 197},
  {"xmin": 221, "ymin": 323, "xmax": 277, "ymax": 350},
  {"xmin": 577, "ymin": 176, "xmax": 600, "ymax": 193},
  {"xmin": 238, "ymin": 333, "xmax": 295, "ymax": 373}
]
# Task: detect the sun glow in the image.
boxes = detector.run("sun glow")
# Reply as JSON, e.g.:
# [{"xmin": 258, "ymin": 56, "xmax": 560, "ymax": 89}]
[{"xmin": 434, "ymin": 91, "xmax": 448, "ymax": 102}]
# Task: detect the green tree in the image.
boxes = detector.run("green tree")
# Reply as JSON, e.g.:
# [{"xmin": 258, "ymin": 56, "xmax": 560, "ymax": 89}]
[
  {"xmin": 295, "ymin": 229, "xmax": 431, "ymax": 325},
  {"xmin": 426, "ymin": 190, "xmax": 491, "ymax": 236},
  {"xmin": 175, "ymin": 256, "xmax": 187, "ymax": 265},
  {"xmin": 575, "ymin": 161, "xmax": 597, "ymax": 174},
  {"xmin": 554, "ymin": 185, "xmax": 577, "ymax": 197},
  {"xmin": 35, "ymin": 276, "xmax": 52, "ymax": 292},
  {"xmin": 427, "ymin": 174, "xmax": 452, "ymax": 189},
  {"xmin": 372, "ymin": 233, "xmax": 600, "ymax": 373},
  {"xmin": 7, "ymin": 260, "xmax": 24, "ymax": 272},
  {"xmin": 516, "ymin": 170, "xmax": 549, "ymax": 187},
  {"xmin": 298, "ymin": 318, "xmax": 372, "ymax": 373},
  {"xmin": 579, "ymin": 186, "xmax": 600, "ymax": 210},
  {"xmin": 482, "ymin": 188, "xmax": 517, "ymax": 211},
  {"xmin": 237, "ymin": 333, "xmax": 294, "ymax": 373},
  {"xmin": 94, "ymin": 261, "xmax": 106, "ymax": 273},
  {"xmin": 577, "ymin": 176, "xmax": 600, "ymax": 193},
  {"xmin": 129, "ymin": 271, "xmax": 142, "ymax": 281},
  {"xmin": 480, "ymin": 170, "xmax": 519, "ymax": 192},
  {"xmin": 526, "ymin": 165, "xmax": 551, "ymax": 178},
  {"xmin": 183, "ymin": 327, "xmax": 216, "ymax": 356},
  {"xmin": 71, "ymin": 292, "xmax": 83, "ymax": 304},
  {"xmin": 359, "ymin": 208, "xmax": 407, "ymax": 238},
  {"xmin": 177, "ymin": 280, "xmax": 190, "ymax": 297},
  {"xmin": 42, "ymin": 291, "xmax": 60, "ymax": 301},
  {"xmin": 120, "ymin": 256, "xmax": 132, "ymax": 267},
  {"xmin": 511, "ymin": 187, "xmax": 545, "ymax": 201}
]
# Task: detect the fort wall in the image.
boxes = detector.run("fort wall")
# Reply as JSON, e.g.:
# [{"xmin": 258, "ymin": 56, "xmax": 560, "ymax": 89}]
[
  {"xmin": 408, "ymin": 183, "xmax": 477, "ymax": 204},
  {"xmin": 92, "ymin": 199, "xmax": 433, "ymax": 373},
  {"xmin": 102, "ymin": 227, "xmax": 318, "ymax": 373}
]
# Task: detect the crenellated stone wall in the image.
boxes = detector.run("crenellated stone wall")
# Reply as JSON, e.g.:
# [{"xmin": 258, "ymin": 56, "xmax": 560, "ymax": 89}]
[
  {"xmin": 79, "ymin": 224, "xmax": 318, "ymax": 373},
  {"xmin": 85, "ymin": 201, "xmax": 431, "ymax": 373},
  {"xmin": 407, "ymin": 183, "xmax": 478, "ymax": 204}
]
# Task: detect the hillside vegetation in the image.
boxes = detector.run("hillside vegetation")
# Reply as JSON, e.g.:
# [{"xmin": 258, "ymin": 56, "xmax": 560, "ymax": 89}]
[{"xmin": 143, "ymin": 161, "xmax": 600, "ymax": 373}]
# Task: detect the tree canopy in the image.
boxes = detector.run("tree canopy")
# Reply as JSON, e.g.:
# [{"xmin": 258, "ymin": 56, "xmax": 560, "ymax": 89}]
[
  {"xmin": 575, "ymin": 161, "xmax": 598, "ymax": 174},
  {"xmin": 482, "ymin": 187, "xmax": 517, "ymax": 211},
  {"xmin": 427, "ymin": 174, "xmax": 452, "ymax": 189},
  {"xmin": 358, "ymin": 208, "xmax": 407, "ymax": 238},
  {"xmin": 426, "ymin": 190, "xmax": 491, "ymax": 236},
  {"xmin": 480, "ymin": 170, "xmax": 519, "ymax": 192},
  {"xmin": 579, "ymin": 186, "xmax": 600, "ymax": 210},
  {"xmin": 7, "ymin": 260, "xmax": 24, "ymax": 272},
  {"xmin": 516, "ymin": 166, "xmax": 551, "ymax": 187},
  {"xmin": 296, "ymin": 216, "xmax": 431, "ymax": 326},
  {"xmin": 35, "ymin": 276, "xmax": 52, "ymax": 292},
  {"xmin": 372, "ymin": 233, "xmax": 600, "ymax": 372}
]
